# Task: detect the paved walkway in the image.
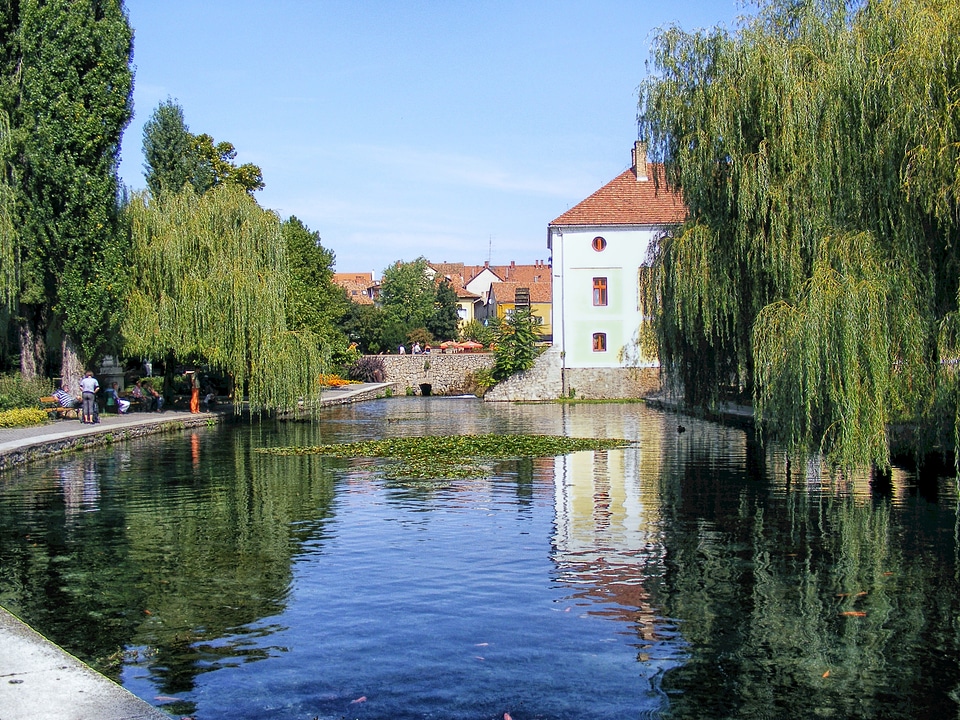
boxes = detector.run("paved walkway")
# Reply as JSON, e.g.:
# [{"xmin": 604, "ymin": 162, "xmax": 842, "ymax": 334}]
[{"xmin": 0, "ymin": 382, "xmax": 392, "ymax": 719}]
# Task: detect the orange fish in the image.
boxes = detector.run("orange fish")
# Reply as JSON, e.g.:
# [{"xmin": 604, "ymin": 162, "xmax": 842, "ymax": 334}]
[
  {"xmin": 504, "ymin": 714, "xmax": 513, "ymax": 720},
  {"xmin": 351, "ymin": 696, "xmax": 367, "ymax": 704},
  {"xmin": 822, "ymin": 670, "xmax": 831, "ymax": 678},
  {"xmin": 840, "ymin": 611, "xmax": 867, "ymax": 617}
]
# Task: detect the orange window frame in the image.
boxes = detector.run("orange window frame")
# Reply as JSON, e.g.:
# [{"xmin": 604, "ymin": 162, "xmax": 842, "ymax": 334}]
[{"xmin": 593, "ymin": 277, "xmax": 607, "ymax": 306}]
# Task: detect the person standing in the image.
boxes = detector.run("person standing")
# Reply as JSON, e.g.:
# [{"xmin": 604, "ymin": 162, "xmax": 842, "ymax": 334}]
[
  {"xmin": 188, "ymin": 370, "xmax": 200, "ymax": 413},
  {"xmin": 78, "ymin": 371, "xmax": 99, "ymax": 424}
]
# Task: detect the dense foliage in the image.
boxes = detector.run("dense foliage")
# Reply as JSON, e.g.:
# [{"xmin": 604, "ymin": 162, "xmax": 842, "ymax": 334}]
[
  {"xmin": 491, "ymin": 307, "xmax": 542, "ymax": 380},
  {"xmin": 1, "ymin": 0, "xmax": 133, "ymax": 377},
  {"xmin": 122, "ymin": 185, "xmax": 327, "ymax": 412},
  {"xmin": 282, "ymin": 216, "xmax": 350, "ymax": 359},
  {"xmin": 638, "ymin": 0, "xmax": 960, "ymax": 467},
  {"xmin": 143, "ymin": 99, "xmax": 263, "ymax": 196}
]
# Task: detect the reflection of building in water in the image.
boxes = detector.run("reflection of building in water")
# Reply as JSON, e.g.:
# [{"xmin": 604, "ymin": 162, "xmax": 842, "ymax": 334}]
[{"xmin": 552, "ymin": 407, "xmax": 669, "ymax": 637}]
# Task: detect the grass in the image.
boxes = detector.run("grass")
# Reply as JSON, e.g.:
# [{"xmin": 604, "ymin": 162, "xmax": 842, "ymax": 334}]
[{"xmin": 257, "ymin": 433, "xmax": 633, "ymax": 479}]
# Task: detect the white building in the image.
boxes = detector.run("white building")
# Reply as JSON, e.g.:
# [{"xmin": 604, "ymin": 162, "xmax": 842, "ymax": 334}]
[{"xmin": 547, "ymin": 142, "xmax": 686, "ymax": 398}]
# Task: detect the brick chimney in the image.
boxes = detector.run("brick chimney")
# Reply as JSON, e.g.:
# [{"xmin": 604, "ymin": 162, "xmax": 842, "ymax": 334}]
[{"xmin": 632, "ymin": 140, "xmax": 648, "ymax": 182}]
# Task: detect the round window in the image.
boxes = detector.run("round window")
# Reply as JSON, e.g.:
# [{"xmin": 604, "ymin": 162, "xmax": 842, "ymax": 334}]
[{"xmin": 592, "ymin": 236, "xmax": 607, "ymax": 251}]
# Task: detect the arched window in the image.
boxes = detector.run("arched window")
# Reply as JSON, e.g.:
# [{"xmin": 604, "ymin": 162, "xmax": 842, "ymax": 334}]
[{"xmin": 592, "ymin": 333, "xmax": 607, "ymax": 352}]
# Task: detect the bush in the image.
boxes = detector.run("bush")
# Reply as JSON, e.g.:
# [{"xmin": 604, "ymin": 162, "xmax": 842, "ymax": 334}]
[
  {"xmin": 0, "ymin": 374, "xmax": 53, "ymax": 411},
  {"xmin": 466, "ymin": 367, "xmax": 497, "ymax": 397},
  {"xmin": 348, "ymin": 355, "xmax": 386, "ymax": 383},
  {"xmin": 0, "ymin": 407, "xmax": 48, "ymax": 428}
]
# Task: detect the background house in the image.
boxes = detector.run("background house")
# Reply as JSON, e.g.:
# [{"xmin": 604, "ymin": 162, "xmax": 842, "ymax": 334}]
[
  {"xmin": 333, "ymin": 272, "xmax": 379, "ymax": 304},
  {"xmin": 547, "ymin": 141, "xmax": 685, "ymax": 398},
  {"xmin": 488, "ymin": 280, "xmax": 553, "ymax": 340}
]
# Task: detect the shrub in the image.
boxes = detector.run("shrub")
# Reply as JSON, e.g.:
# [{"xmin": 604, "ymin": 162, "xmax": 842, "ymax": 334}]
[
  {"xmin": 348, "ymin": 355, "xmax": 386, "ymax": 383},
  {"xmin": 0, "ymin": 407, "xmax": 48, "ymax": 428},
  {"xmin": 0, "ymin": 374, "xmax": 53, "ymax": 411},
  {"xmin": 466, "ymin": 367, "xmax": 497, "ymax": 397},
  {"xmin": 459, "ymin": 319, "xmax": 494, "ymax": 346}
]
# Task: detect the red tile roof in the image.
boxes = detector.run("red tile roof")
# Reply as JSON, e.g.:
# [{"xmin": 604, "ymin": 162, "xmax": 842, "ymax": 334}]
[
  {"xmin": 490, "ymin": 280, "xmax": 552, "ymax": 304},
  {"xmin": 549, "ymin": 164, "xmax": 686, "ymax": 227}
]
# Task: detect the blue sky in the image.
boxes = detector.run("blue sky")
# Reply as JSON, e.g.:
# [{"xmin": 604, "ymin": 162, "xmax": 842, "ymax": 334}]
[{"xmin": 119, "ymin": 1, "xmax": 743, "ymax": 276}]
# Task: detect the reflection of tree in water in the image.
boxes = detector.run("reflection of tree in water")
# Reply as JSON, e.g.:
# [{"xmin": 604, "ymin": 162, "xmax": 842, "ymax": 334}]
[
  {"xmin": 0, "ymin": 425, "xmax": 339, "ymax": 707},
  {"xmin": 652, "ymin": 444, "xmax": 960, "ymax": 720}
]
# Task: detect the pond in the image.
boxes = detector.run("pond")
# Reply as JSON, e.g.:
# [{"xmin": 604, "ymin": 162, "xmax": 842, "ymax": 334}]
[{"xmin": 0, "ymin": 397, "xmax": 958, "ymax": 719}]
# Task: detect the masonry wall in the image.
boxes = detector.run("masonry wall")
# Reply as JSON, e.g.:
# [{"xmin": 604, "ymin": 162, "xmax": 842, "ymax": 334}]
[
  {"xmin": 562, "ymin": 366, "xmax": 661, "ymax": 399},
  {"xmin": 484, "ymin": 346, "xmax": 562, "ymax": 402},
  {"xmin": 379, "ymin": 353, "xmax": 495, "ymax": 395}
]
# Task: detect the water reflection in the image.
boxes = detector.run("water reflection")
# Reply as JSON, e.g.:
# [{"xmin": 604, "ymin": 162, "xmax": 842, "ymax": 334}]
[{"xmin": 0, "ymin": 399, "xmax": 957, "ymax": 719}]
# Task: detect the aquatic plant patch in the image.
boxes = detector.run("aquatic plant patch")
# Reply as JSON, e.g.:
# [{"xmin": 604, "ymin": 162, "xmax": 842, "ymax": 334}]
[{"xmin": 257, "ymin": 433, "xmax": 633, "ymax": 479}]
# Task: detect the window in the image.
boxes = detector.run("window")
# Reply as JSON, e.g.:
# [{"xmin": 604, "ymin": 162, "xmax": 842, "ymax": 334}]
[
  {"xmin": 593, "ymin": 333, "xmax": 607, "ymax": 352},
  {"xmin": 593, "ymin": 277, "xmax": 607, "ymax": 306},
  {"xmin": 592, "ymin": 236, "xmax": 607, "ymax": 251}
]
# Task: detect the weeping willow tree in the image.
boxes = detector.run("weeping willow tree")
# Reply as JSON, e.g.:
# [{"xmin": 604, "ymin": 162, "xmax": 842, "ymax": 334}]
[
  {"xmin": 0, "ymin": 111, "xmax": 15, "ymax": 308},
  {"xmin": 638, "ymin": 0, "xmax": 960, "ymax": 467},
  {"xmin": 122, "ymin": 184, "xmax": 327, "ymax": 413}
]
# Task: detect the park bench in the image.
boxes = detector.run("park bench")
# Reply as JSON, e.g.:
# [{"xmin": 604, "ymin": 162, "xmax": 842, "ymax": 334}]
[{"xmin": 39, "ymin": 395, "xmax": 80, "ymax": 420}]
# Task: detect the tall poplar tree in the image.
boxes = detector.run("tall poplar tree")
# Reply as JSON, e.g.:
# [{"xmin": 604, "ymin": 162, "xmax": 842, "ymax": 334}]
[
  {"xmin": 638, "ymin": 0, "xmax": 960, "ymax": 466},
  {"xmin": 4, "ymin": 0, "xmax": 133, "ymax": 381}
]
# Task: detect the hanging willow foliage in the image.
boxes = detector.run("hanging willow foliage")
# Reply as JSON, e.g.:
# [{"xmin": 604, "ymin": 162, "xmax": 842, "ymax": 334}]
[
  {"xmin": 0, "ymin": 112, "xmax": 15, "ymax": 307},
  {"xmin": 638, "ymin": 0, "xmax": 960, "ymax": 467},
  {"xmin": 123, "ymin": 184, "xmax": 326, "ymax": 413}
]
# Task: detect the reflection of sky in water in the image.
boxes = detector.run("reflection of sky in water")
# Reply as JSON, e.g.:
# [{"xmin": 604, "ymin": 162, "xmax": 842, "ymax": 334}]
[{"xmin": 0, "ymin": 398, "xmax": 958, "ymax": 719}]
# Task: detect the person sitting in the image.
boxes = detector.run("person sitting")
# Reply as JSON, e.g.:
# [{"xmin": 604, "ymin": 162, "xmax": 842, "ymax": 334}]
[
  {"xmin": 54, "ymin": 384, "xmax": 80, "ymax": 410},
  {"xmin": 147, "ymin": 385, "xmax": 164, "ymax": 412},
  {"xmin": 108, "ymin": 382, "xmax": 131, "ymax": 414},
  {"xmin": 130, "ymin": 381, "xmax": 146, "ymax": 411}
]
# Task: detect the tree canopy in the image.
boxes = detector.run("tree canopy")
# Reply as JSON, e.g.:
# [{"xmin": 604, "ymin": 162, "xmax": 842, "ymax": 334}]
[
  {"xmin": 638, "ymin": 0, "xmax": 960, "ymax": 467},
  {"xmin": 1, "ymin": 0, "xmax": 133, "ymax": 378},
  {"xmin": 143, "ymin": 99, "xmax": 263, "ymax": 197},
  {"xmin": 282, "ymin": 215, "xmax": 350, "ymax": 354},
  {"xmin": 122, "ymin": 184, "xmax": 326, "ymax": 412}
]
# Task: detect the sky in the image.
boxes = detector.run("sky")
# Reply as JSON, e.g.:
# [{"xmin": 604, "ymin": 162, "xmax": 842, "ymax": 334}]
[{"xmin": 119, "ymin": 1, "xmax": 744, "ymax": 276}]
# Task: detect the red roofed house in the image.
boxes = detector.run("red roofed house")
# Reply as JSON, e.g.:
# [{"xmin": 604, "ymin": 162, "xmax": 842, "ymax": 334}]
[{"xmin": 547, "ymin": 142, "xmax": 686, "ymax": 397}]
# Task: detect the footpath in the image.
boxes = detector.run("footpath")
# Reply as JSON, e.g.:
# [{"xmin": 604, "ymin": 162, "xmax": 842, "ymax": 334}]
[{"xmin": 0, "ymin": 382, "xmax": 391, "ymax": 720}]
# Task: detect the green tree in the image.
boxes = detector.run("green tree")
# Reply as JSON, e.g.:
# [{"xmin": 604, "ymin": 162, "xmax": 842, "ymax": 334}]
[
  {"xmin": 492, "ymin": 307, "xmax": 542, "ymax": 380},
  {"xmin": 282, "ymin": 215, "xmax": 349, "ymax": 358},
  {"xmin": 379, "ymin": 257, "xmax": 435, "ymax": 351},
  {"xmin": 427, "ymin": 278, "xmax": 460, "ymax": 341},
  {"xmin": 340, "ymin": 301, "xmax": 386, "ymax": 354},
  {"xmin": 7, "ymin": 0, "xmax": 133, "ymax": 381},
  {"xmin": 122, "ymin": 184, "xmax": 325, "ymax": 412},
  {"xmin": 142, "ymin": 99, "xmax": 196, "ymax": 197},
  {"xmin": 458, "ymin": 318, "xmax": 493, "ymax": 346},
  {"xmin": 142, "ymin": 100, "xmax": 263, "ymax": 197},
  {"xmin": 191, "ymin": 133, "xmax": 263, "ymax": 194},
  {"xmin": 637, "ymin": 0, "xmax": 960, "ymax": 467}
]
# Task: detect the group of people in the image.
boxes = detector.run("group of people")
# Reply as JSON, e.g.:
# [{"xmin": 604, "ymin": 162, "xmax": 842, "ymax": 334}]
[
  {"xmin": 398, "ymin": 342, "xmax": 431, "ymax": 355},
  {"xmin": 55, "ymin": 373, "xmax": 164, "ymax": 423}
]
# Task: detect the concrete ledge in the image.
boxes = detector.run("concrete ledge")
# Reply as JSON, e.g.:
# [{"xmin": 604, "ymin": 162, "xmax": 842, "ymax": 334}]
[
  {"xmin": 0, "ymin": 413, "xmax": 223, "ymax": 473},
  {"xmin": 0, "ymin": 607, "xmax": 168, "ymax": 720}
]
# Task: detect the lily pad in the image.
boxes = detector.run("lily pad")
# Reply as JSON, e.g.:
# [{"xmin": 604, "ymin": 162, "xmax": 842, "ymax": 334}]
[{"xmin": 257, "ymin": 434, "xmax": 632, "ymax": 479}]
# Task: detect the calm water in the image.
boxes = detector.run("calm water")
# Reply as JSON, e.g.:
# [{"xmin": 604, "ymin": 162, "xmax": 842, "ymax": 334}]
[{"xmin": 0, "ymin": 398, "xmax": 959, "ymax": 719}]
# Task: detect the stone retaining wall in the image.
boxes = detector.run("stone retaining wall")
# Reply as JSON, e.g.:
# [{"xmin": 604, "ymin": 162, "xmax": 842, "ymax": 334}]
[
  {"xmin": 0, "ymin": 414, "xmax": 223, "ymax": 473},
  {"xmin": 379, "ymin": 353, "xmax": 494, "ymax": 395},
  {"xmin": 562, "ymin": 366, "xmax": 661, "ymax": 400},
  {"xmin": 484, "ymin": 346, "xmax": 563, "ymax": 401}
]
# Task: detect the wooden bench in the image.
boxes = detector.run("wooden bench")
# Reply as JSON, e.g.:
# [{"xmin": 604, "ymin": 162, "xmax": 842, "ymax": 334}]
[{"xmin": 40, "ymin": 395, "xmax": 80, "ymax": 420}]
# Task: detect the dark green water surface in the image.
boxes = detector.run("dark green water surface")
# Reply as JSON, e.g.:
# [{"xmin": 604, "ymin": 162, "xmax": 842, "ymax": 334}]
[{"xmin": 0, "ymin": 397, "xmax": 958, "ymax": 719}]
